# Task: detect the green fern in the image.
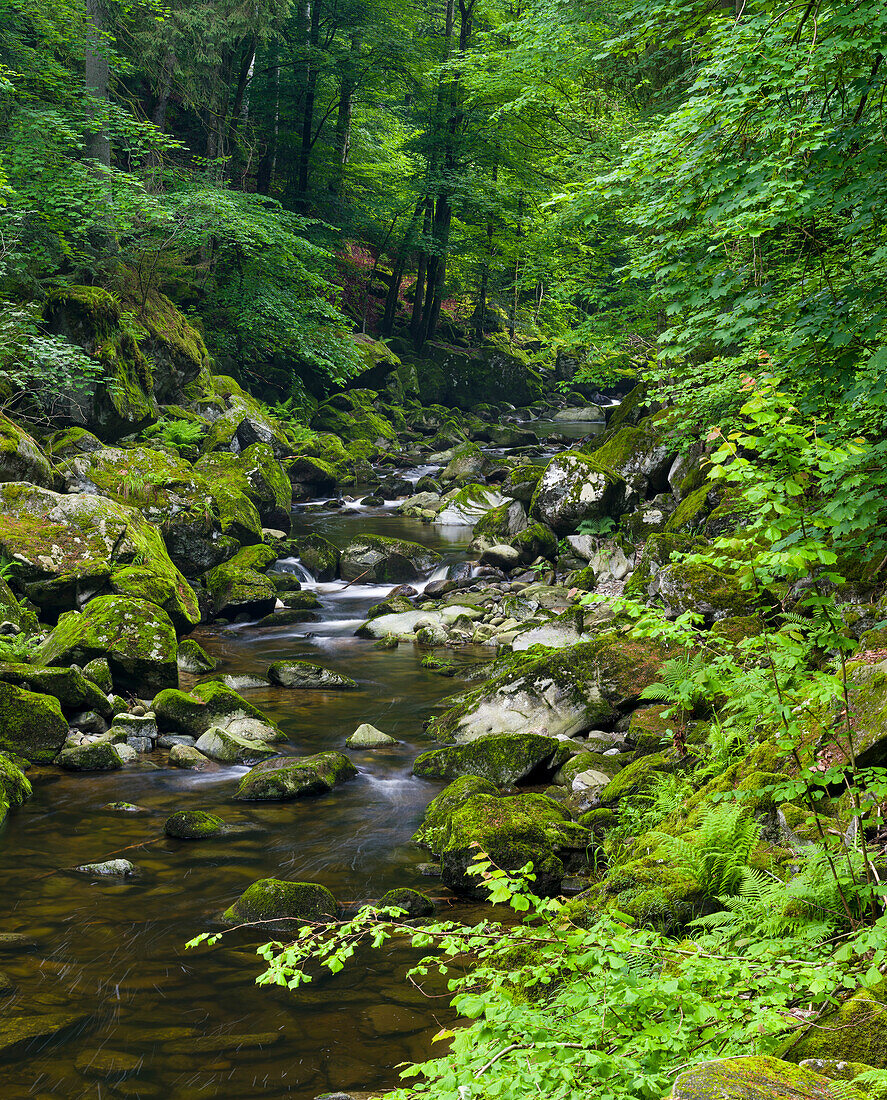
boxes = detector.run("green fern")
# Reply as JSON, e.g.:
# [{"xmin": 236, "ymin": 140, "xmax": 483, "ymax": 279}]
[
  {"xmin": 639, "ymin": 652, "xmax": 709, "ymax": 707},
  {"xmin": 654, "ymin": 803, "xmax": 760, "ymax": 898}
]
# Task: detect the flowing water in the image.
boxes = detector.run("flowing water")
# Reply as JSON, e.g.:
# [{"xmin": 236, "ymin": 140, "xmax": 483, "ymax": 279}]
[{"xmin": 0, "ymin": 422, "xmax": 601, "ymax": 1099}]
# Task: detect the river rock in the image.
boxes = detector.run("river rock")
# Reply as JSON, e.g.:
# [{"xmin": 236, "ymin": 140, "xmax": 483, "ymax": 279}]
[
  {"xmin": 412, "ymin": 775, "xmax": 499, "ymax": 853},
  {"xmin": 176, "ymin": 639, "xmax": 218, "ymax": 673},
  {"xmin": 530, "ymin": 452, "xmax": 628, "ymax": 535},
  {"xmin": 57, "ymin": 741, "xmax": 124, "ymax": 771},
  {"xmin": 168, "ymin": 743, "xmax": 209, "ymax": 769},
  {"xmin": 377, "ymin": 888, "xmax": 434, "ymax": 917},
  {"xmin": 346, "ymin": 723, "xmax": 397, "ymax": 748},
  {"xmin": 436, "ymin": 484, "xmax": 507, "ymax": 525},
  {"xmin": 355, "ymin": 609, "xmax": 442, "ymax": 639},
  {"xmin": 0, "ymin": 682, "xmax": 68, "ymax": 763},
  {"xmin": 164, "ymin": 809, "xmax": 228, "ymax": 839},
  {"xmin": 235, "ymin": 751, "xmax": 357, "ymax": 800},
  {"xmin": 194, "ymin": 726, "xmax": 278, "ymax": 765},
  {"xmin": 0, "ymin": 662, "xmax": 112, "ymax": 718},
  {"xmin": 0, "ymin": 1012, "xmax": 90, "ymax": 1056},
  {"xmin": 222, "ymin": 878, "xmax": 336, "ymax": 925},
  {"xmin": 427, "ymin": 636, "xmax": 669, "ymax": 744},
  {"xmin": 287, "ymin": 534, "xmax": 340, "ymax": 581},
  {"xmin": 439, "ymin": 792, "xmax": 589, "ymax": 898},
  {"xmin": 204, "ymin": 544, "xmax": 278, "ymax": 619},
  {"xmin": 413, "ymin": 733, "xmax": 559, "ymax": 785},
  {"xmin": 340, "ymin": 535, "xmax": 442, "ymax": 583},
  {"xmin": 74, "ymin": 1047, "xmax": 144, "ymax": 1080},
  {"xmin": 552, "ymin": 405, "xmax": 605, "ymax": 421},
  {"xmin": 153, "ymin": 681, "xmax": 284, "ymax": 741},
  {"xmin": 268, "ymin": 660, "xmax": 358, "ymax": 690},
  {"xmin": 670, "ymin": 1056, "xmax": 860, "ymax": 1099},
  {"xmin": 73, "ymin": 858, "xmax": 137, "ymax": 876},
  {"xmin": 35, "ymin": 595, "xmax": 179, "ymax": 693},
  {"xmin": 0, "ymin": 413, "xmax": 55, "ymax": 486}
]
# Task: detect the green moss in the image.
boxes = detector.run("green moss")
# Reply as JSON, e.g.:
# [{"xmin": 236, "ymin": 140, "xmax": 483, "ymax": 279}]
[
  {"xmin": 0, "ymin": 750, "xmax": 32, "ymax": 826},
  {"xmin": 376, "ymin": 888, "xmax": 434, "ymax": 917},
  {"xmin": 664, "ymin": 485, "xmax": 710, "ymax": 533},
  {"xmin": 511, "ymin": 522, "xmax": 558, "ymax": 564},
  {"xmin": 204, "ymin": 545, "xmax": 277, "ymax": 618},
  {"xmin": 710, "ymin": 614, "xmax": 763, "ymax": 648},
  {"xmin": 775, "ymin": 979, "xmax": 887, "ymax": 1068},
  {"xmin": 624, "ymin": 532, "xmax": 707, "ymax": 598},
  {"xmin": 657, "ymin": 559, "xmax": 761, "ymax": 621},
  {"xmin": 412, "ymin": 774, "xmax": 499, "ymax": 853},
  {"xmin": 672, "ymin": 1055, "xmax": 862, "ymax": 1099},
  {"xmin": 0, "ymin": 682, "xmax": 68, "ymax": 762},
  {"xmin": 163, "ymin": 809, "xmax": 227, "ymax": 839},
  {"xmin": 235, "ymin": 751, "xmax": 357, "ymax": 801},
  {"xmin": 597, "ymin": 752, "xmax": 671, "ymax": 807},
  {"xmin": 286, "ymin": 534, "xmax": 339, "ymax": 581},
  {"xmin": 44, "ymin": 427, "xmax": 103, "ymax": 459},
  {"xmin": 154, "ymin": 680, "xmax": 279, "ymax": 738},
  {"xmin": 222, "ymin": 878, "xmax": 337, "ymax": 925},
  {"xmin": 0, "ymin": 662, "xmax": 110, "ymax": 716},
  {"xmin": 578, "ymin": 807, "xmax": 617, "ymax": 833}
]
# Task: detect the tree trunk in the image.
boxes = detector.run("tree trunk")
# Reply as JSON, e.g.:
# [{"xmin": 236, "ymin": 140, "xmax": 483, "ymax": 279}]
[
  {"xmin": 329, "ymin": 34, "xmax": 358, "ymax": 196},
  {"xmin": 297, "ymin": 0, "xmax": 322, "ymax": 195},
  {"xmin": 85, "ymin": 0, "xmax": 111, "ymax": 166},
  {"xmin": 382, "ymin": 197, "xmax": 425, "ymax": 335},
  {"xmin": 151, "ymin": 50, "xmax": 176, "ymax": 131},
  {"xmin": 256, "ymin": 44, "xmax": 279, "ymax": 195}
]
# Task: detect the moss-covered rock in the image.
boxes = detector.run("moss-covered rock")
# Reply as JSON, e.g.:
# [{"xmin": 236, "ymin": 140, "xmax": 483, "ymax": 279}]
[
  {"xmin": 82, "ymin": 657, "xmax": 113, "ymax": 693},
  {"xmin": 57, "ymin": 740, "xmax": 124, "ymax": 771},
  {"xmin": 427, "ymin": 635, "xmax": 670, "ymax": 744},
  {"xmin": 377, "ymin": 888, "xmax": 434, "ymax": 917},
  {"xmin": 415, "ymin": 339, "xmax": 542, "ymax": 409},
  {"xmin": 235, "ymin": 751, "xmax": 357, "ymax": 800},
  {"xmin": 502, "ymin": 465, "xmax": 544, "ymax": 504},
  {"xmin": 44, "ymin": 427, "xmax": 103, "ymax": 460},
  {"xmin": 340, "ymin": 534, "xmax": 441, "ymax": 583},
  {"xmin": 196, "ymin": 444, "xmax": 291, "ymax": 533},
  {"xmin": 842, "ymin": 658, "xmax": 887, "ymax": 767},
  {"xmin": 44, "ymin": 285, "xmax": 157, "ymax": 439},
  {"xmin": 670, "ymin": 1055, "xmax": 860, "ymax": 1099},
  {"xmin": 0, "ymin": 681, "xmax": 66, "ymax": 763},
  {"xmin": 0, "ymin": 662, "xmax": 111, "ymax": 718},
  {"xmin": 0, "ymin": 415, "xmax": 54, "ymax": 487},
  {"xmin": 412, "ymin": 775, "xmax": 500, "ymax": 852},
  {"xmin": 624, "ymin": 531, "xmax": 707, "ymax": 599},
  {"xmin": 440, "ymin": 792, "xmax": 589, "ymax": 898},
  {"xmin": 554, "ymin": 751, "xmax": 623, "ymax": 788},
  {"xmin": 413, "ymin": 733, "xmax": 559, "ymax": 785},
  {"xmin": 191, "ymin": 450, "xmax": 264, "ymax": 546},
  {"xmin": 472, "ymin": 500, "xmax": 528, "ymax": 543},
  {"xmin": 437, "ymin": 483, "xmax": 508, "ymax": 525},
  {"xmin": 0, "ymin": 751, "xmax": 32, "ymax": 827},
  {"xmin": 163, "ymin": 809, "xmax": 228, "ymax": 839},
  {"xmin": 0, "ymin": 575, "xmax": 36, "ymax": 635},
  {"xmin": 597, "ymin": 752, "xmax": 671, "ymax": 807},
  {"xmin": 530, "ymin": 451, "xmax": 630, "ymax": 535},
  {"xmin": 201, "ymin": 390, "xmax": 291, "ymax": 458},
  {"xmin": 267, "ymin": 660, "xmax": 358, "ymax": 689},
  {"xmin": 35, "ymin": 595, "xmax": 178, "ymax": 693},
  {"xmin": 194, "ymin": 725, "xmax": 278, "ymax": 764},
  {"xmin": 0, "ymin": 483, "xmax": 200, "ymax": 626},
  {"xmin": 310, "ymin": 390, "xmax": 396, "ymax": 446},
  {"xmin": 656, "ymin": 560, "xmax": 763, "ymax": 623},
  {"xmin": 153, "ymin": 680, "xmax": 282, "ymax": 741},
  {"xmin": 664, "ymin": 485, "xmax": 712, "ymax": 533},
  {"xmin": 287, "ymin": 534, "xmax": 340, "ymax": 581},
  {"xmin": 176, "ymin": 638, "xmax": 218, "ymax": 673},
  {"xmin": 776, "ymin": 979, "xmax": 887, "ymax": 1068},
  {"xmin": 204, "ymin": 546, "xmax": 277, "ymax": 619},
  {"xmin": 510, "ymin": 522, "xmax": 559, "ymax": 565},
  {"xmin": 221, "ymin": 878, "xmax": 337, "ymax": 925}
]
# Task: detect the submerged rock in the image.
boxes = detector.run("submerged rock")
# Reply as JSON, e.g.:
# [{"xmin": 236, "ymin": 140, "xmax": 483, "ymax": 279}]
[
  {"xmin": 73, "ymin": 858, "xmax": 137, "ymax": 876},
  {"xmin": 163, "ymin": 809, "xmax": 228, "ymax": 839},
  {"xmin": 235, "ymin": 751, "xmax": 357, "ymax": 801},
  {"xmin": 222, "ymin": 878, "xmax": 336, "ymax": 925},
  {"xmin": 268, "ymin": 660, "xmax": 358, "ymax": 690},
  {"xmin": 0, "ymin": 1012, "xmax": 90, "ymax": 1057}
]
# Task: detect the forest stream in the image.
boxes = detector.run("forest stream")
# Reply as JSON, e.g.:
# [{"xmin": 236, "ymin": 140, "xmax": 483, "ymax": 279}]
[{"xmin": 0, "ymin": 423, "xmax": 600, "ymax": 1100}]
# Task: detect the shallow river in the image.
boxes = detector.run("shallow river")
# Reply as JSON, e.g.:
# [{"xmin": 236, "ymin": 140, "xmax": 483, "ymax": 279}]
[{"xmin": 0, "ymin": 421, "xmax": 601, "ymax": 1099}]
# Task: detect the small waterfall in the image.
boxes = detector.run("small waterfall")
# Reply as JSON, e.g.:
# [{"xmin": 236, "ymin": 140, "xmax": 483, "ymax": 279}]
[{"xmin": 275, "ymin": 556, "xmax": 316, "ymax": 584}]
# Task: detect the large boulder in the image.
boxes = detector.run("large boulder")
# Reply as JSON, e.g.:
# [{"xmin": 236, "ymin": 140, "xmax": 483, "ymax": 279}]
[
  {"xmin": 436, "ymin": 484, "xmax": 507, "ymax": 526},
  {"xmin": 235, "ymin": 751, "xmax": 357, "ymax": 800},
  {"xmin": 835, "ymin": 658, "xmax": 887, "ymax": 768},
  {"xmin": 427, "ymin": 636, "xmax": 669, "ymax": 744},
  {"xmin": 413, "ymin": 733, "xmax": 559, "ymax": 785},
  {"xmin": 340, "ymin": 535, "xmax": 441, "ymax": 583},
  {"xmin": 196, "ymin": 444, "xmax": 291, "ymax": 533},
  {"xmin": 590, "ymin": 415, "xmax": 676, "ymax": 498},
  {"xmin": 201, "ymin": 381, "xmax": 291, "ymax": 458},
  {"xmin": 472, "ymin": 500, "xmax": 528, "ymax": 541},
  {"xmin": 0, "ymin": 415, "xmax": 54, "ymax": 487},
  {"xmin": 0, "ymin": 663, "xmax": 111, "ymax": 719},
  {"xmin": 438, "ymin": 792, "xmax": 589, "ymax": 898},
  {"xmin": 0, "ymin": 752, "xmax": 32, "ymax": 827},
  {"xmin": 0, "ymin": 683, "xmax": 68, "ymax": 763},
  {"xmin": 654, "ymin": 560, "xmax": 761, "ymax": 623},
  {"xmin": 670, "ymin": 1056, "xmax": 863, "ymax": 1099},
  {"xmin": 204, "ymin": 545, "xmax": 278, "ymax": 619},
  {"xmin": 415, "ymin": 338, "xmax": 542, "ymax": 409},
  {"xmin": 530, "ymin": 452, "xmax": 630, "ymax": 535},
  {"xmin": 0, "ymin": 575, "xmax": 36, "ymax": 635},
  {"xmin": 268, "ymin": 661, "xmax": 358, "ymax": 689},
  {"xmin": 776, "ymin": 978, "xmax": 887, "ymax": 1068},
  {"xmin": 286, "ymin": 534, "xmax": 339, "ymax": 582},
  {"xmin": 34, "ymin": 595, "xmax": 179, "ymax": 693},
  {"xmin": 439, "ymin": 442, "xmax": 494, "ymax": 485},
  {"xmin": 194, "ymin": 726, "xmax": 279, "ymax": 764},
  {"xmin": 310, "ymin": 390, "xmax": 396, "ymax": 448},
  {"xmin": 222, "ymin": 878, "xmax": 336, "ymax": 926},
  {"xmin": 412, "ymin": 775, "xmax": 499, "ymax": 853},
  {"xmin": 0, "ymin": 483, "xmax": 199, "ymax": 627},
  {"xmin": 153, "ymin": 680, "xmax": 283, "ymax": 741}
]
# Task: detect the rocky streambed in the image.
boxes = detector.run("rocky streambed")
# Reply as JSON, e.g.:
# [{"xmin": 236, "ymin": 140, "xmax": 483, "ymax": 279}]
[{"xmin": 0, "ymin": 359, "xmax": 779, "ymax": 1098}]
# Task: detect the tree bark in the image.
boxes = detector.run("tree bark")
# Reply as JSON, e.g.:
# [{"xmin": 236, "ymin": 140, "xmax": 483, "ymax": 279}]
[
  {"xmin": 329, "ymin": 34, "xmax": 359, "ymax": 196},
  {"xmin": 151, "ymin": 50, "xmax": 176, "ymax": 131},
  {"xmin": 256, "ymin": 43, "xmax": 279, "ymax": 195},
  {"xmin": 297, "ymin": 0, "xmax": 322, "ymax": 195},
  {"xmin": 85, "ymin": 0, "xmax": 111, "ymax": 166}
]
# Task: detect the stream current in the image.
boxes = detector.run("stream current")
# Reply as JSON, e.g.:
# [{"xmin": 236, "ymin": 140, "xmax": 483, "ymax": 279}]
[{"xmin": 0, "ymin": 420, "xmax": 604, "ymax": 1100}]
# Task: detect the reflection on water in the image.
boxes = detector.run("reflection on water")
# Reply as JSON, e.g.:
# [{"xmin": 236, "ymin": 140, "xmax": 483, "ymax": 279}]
[{"xmin": 0, "ymin": 505, "xmax": 490, "ymax": 1099}]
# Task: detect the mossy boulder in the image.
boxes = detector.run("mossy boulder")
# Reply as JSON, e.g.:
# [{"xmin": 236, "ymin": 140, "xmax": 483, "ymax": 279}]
[
  {"xmin": 35, "ymin": 595, "xmax": 178, "ymax": 693},
  {"xmin": 664, "ymin": 485, "xmax": 712, "ymax": 533},
  {"xmin": 340, "ymin": 534, "xmax": 441, "ymax": 583},
  {"xmin": 596, "ymin": 752, "xmax": 671, "ymax": 807},
  {"xmin": 0, "ymin": 662, "xmax": 111, "ymax": 718},
  {"xmin": 440, "ymin": 442, "xmax": 492, "ymax": 484},
  {"xmin": 222, "ymin": 878, "xmax": 337, "ymax": 926},
  {"xmin": 346, "ymin": 723, "xmax": 397, "ymax": 748},
  {"xmin": 554, "ymin": 751, "xmax": 623, "ymax": 788},
  {"xmin": 377, "ymin": 888, "xmax": 434, "ymax": 917},
  {"xmin": 57, "ymin": 740, "xmax": 124, "ymax": 771},
  {"xmin": 287, "ymin": 534, "xmax": 340, "ymax": 581},
  {"xmin": 311, "ymin": 391, "xmax": 396, "ymax": 446},
  {"xmin": 153, "ymin": 680, "xmax": 282, "ymax": 741},
  {"xmin": 624, "ymin": 531, "xmax": 707, "ymax": 599},
  {"xmin": 502, "ymin": 465, "xmax": 544, "ymax": 504},
  {"xmin": 590, "ymin": 414, "xmax": 676, "ymax": 497},
  {"xmin": 196, "ymin": 445, "xmax": 291, "ymax": 533},
  {"xmin": 510, "ymin": 522, "xmax": 558, "ymax": 564},
  {"xmin": 670, "ymin": 1056, "xmax": 860, "ymax": 1099},
  {"xmin": 439, "ymin": 792, "xmax": 589, "ymax": 898},
  {"xmin": 656, "ymin": 560, "xmax": 762, "ymax": 623},
  {"xmin": 194, "ymin": 725, "xmax": 278, "ymax": 764},
  {"xmin": 775, "ymin": 979, "xmax": 887, "ymax": 1068},
  {"xmin": 842, "ymin": 658, "xmax": 887, "ymax": 767},
  {"xmin": 44, "ymin": 285, "xmax": 157, "ymax": 439},
  {"xmin": 235, "ymin": 751, "xmax": 357, "ymax": 800},
  {"xmin": 413, "ymin": 733, "xmax": 559, "ymax": 785},
  {"xmin": 191, "ymin": 451, "xmax": 264, "ymax": 546},
  {"xmin": 44, "ymin": 427, "xmax": 103, "ymax": 460},
  {"xmin": 204, "ymin": 545, "xmax": 278, "ymax": 619},
  {"xmin": 176, "ymin": 638, "xmax": 218, "ymax": 673},
  {"xmin": 412, "ymin": 774, "xmax": 499, "ymax": 853},
  {"xmin": 287, "ymin": 455, "xmax": 339, "ymax": 496},
  {"xmin": 415, "ymin": 339, "xmax": 542, "ymax": 409},
  {"xmin": 0, "ymin": 483, "xmax": 200, "ymax": 626},
  {"xmin": 201, "ymin": 390, "xmax": 291, "ymax": 458},
  {"xmin": 0, "ymin": 414, "xmax": 54, "ymax": 487},
  {"xmin": 82, "ymin": 657, "xmax": 113, "ymax": 693},
  {"xmin": 163, "ymin": 809, "xmax": 228, "ymax": 839},
  {"xmin": 472, "ymin": 500, "xmax": 528, "ymax": 541},
  {"xmin": 0, "ymin": 752, "xmax": 32, "ymax": 827},
  {"xmin": 530, "ymin": 452, "xmax": 630, "ymax": 535},
  {"xmin": 268, "ymin": 660, "xmax": 358, "ymax": 689},
  {"xmin": 437, "ymin": 483, "xmax": 508, "ymax": 525},
  {"xmin": 427, "ymin": 635, "xmax": 670, "ymax": 744},
  {"xmin": 0, "ymin": 575, "xmax": 36, "ymax": 635}
]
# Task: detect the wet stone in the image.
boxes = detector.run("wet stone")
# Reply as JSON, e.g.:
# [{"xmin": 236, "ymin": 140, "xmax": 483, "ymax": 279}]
[
  {"xmin": 74, "ymin": 1048, "xmax": 143, "ymax": 1079},
  {"xmin": 0, "ymin": 971, "xmax": 16, "ymax": 994},
  {"xmin": 0, "ymin": 932, "xmax": 38, "ymax": 952},
  {"xmin": 0, "ymin": 1012, "xmax": 90, "ymax": 1055},
  {"xmin": 102, "ymin": 802, "xmax": 149, "ymax": 813},
  {"xmin": 73, "ymin": 859, "xmax": 138, "ymax": 877},
  {"xmin": 157, "ymin": 733, "xmax": 196, "ymax": 748}
]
